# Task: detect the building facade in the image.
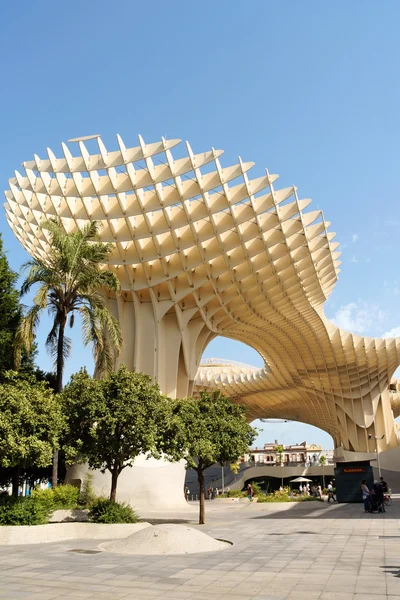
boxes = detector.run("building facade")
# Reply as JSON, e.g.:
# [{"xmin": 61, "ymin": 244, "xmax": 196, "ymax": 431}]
[{"xmin": 246, "ymin": 441, "xmax": 334, "ymax": 467}]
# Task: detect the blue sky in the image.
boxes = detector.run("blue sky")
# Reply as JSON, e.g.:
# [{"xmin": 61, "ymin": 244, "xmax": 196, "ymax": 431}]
[{"xmin": 1, "ymin": 1, "xmax": 400, "ymax": 449}]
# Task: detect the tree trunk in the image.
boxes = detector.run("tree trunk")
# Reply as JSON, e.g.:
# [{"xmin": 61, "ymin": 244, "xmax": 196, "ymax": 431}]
[
  {"xmin": 55, "ymin": 316, "xmax": 65, "ymax": 395},
  {"xmin": 52, "ymin": 316, "xmax": 66, "ymax": 488},
  {"xmin": 110, "ymin": 468, "xmax": 119, "ymax": 502},
  {"xmin": 197, "ymin": 468, "xmax": 205, "ymax": 525},
  {"xmin": 12, "ymin": 466, "xmax": 20, "ymax": 498}
]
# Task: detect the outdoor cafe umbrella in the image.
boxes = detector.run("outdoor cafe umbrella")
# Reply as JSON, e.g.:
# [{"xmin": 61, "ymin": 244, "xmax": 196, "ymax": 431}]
[{"xmin": 289, "ymin": 477, "xmax": 313, "ymax": 483}]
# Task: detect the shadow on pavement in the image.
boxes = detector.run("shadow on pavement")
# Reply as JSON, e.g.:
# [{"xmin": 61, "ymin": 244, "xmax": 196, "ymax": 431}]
[
  {"xmin": 250, "ymin": 499, "xmax": 400, "ymax": 519},
  {"xmin": 381, "ymin": 566, "xmax": 400, "ymax": 578},
  {"xmin": 145, "ymin": 518, "xmax": 193, "ymax": 525}
]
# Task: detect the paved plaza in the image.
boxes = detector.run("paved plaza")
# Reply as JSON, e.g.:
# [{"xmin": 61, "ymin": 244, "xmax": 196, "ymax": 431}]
[{"xmin": 1, "ymin": 499, "xmax": 400, "ymax": 600}]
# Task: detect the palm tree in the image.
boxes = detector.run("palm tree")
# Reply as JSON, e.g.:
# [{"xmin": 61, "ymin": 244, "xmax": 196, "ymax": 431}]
[
  {"xmin": 319, "ymin": 454, "xmax": 327, "ymax": 489},
  {"xmin": 17, "ymin": 219, "xmax": 123, "ymax": 486},
  {"xmin": 274, "ymin": 444, "xmax": 285, "ymax": 488}
]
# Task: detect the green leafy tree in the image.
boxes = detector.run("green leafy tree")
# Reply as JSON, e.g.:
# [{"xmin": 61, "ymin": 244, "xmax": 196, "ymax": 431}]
[
  {"xmin": 0, "ymin": 372, "xmax": 64, "ymax": 496},
  {"xmin": 169, "ymin": 391, "xmax": 257, "ymax": 524},
  {"xmin": 0, "ymin": 235, "xmax": 23, "ymax": 376},
  {"xmin": 62, "ymin": 366, "xmax": 169, "ymax": 502},
  {"xmin": 17, "ymin": 219, "xmax": 123, "ymax": 487},
  {"xmin": 230, "ymin": 460, "xmax": 241, "ymax": 482}
]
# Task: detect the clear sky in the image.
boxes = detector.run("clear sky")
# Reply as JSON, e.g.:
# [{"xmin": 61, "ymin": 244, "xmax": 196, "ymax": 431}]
[{"xmin": 1, "ymin": 1, "xmax": 400, "ymax": 450}]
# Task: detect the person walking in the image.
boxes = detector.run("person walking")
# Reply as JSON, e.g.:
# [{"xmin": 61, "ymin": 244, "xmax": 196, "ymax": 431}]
[
  {"xmin": 247, "ymin": 483, "xmax": 253, "ymax": 501},
  {"xmin": 327, "ymin": 481, "xmax": 336, "ymax": 503},
  {"xmin": 299, "ymin": 484, "xmax": 303, "ymax": 494}
]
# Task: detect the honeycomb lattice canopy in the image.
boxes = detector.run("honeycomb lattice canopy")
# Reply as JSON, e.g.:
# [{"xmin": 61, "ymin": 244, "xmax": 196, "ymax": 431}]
[
  {"xmin": 4, "ymin": 134, "xmax": 400, "ymax": 457},
  {"xmin": 4, "ymin": 135, "xmax": 340, "ymax": 302}
]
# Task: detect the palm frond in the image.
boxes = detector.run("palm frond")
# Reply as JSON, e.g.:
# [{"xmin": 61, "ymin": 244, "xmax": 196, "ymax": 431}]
[
  {"xmin": 45, "ymin": 320, "xmax": 59, "ymax": 357},
  {"xmin": 78, "ymin": 302, "xmax": 122, "ymax": 378},
  {"xmin": 93, "ymin": 307, "xmax": 123, "ymax": 378},
  {"xmin": 20, "ymin": 261, "xmax": 56, "ymax": 296},
  {"xmin": 96, "ymin": 270, "xmax": 121, "ymax": 293},
  {"xmin": 96, "ymin": 307, "xmax": 123, "ymax": 355},
  {"xmin": 79, "ymin": 305, "xmax": 102, "ymax": 349},
  {"xmin": 93, "ymin": 328, "xmax": 115, "ymax": 379},
  {"xmin": 14, "ymin": 305, "xmax": 44, "ymax": 367},
  {"xmin": 33, "ymin": 283, "xmax": 52, "ymax": 309}
]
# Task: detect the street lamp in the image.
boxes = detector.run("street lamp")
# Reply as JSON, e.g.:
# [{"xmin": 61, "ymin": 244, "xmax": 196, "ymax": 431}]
[{"xmin": 368, "ymin": 434, "xmax": 385, "ymax": 478}]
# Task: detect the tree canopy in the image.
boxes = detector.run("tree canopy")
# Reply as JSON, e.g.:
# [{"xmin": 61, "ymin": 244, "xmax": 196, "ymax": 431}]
[
  {"xmin": 0, "ymin": 235, "xmax": 23, "ymax": 376},
  {"xmin": 18, "ymin": 219, "xmax": 122, "ymax": 389},
  {"xmin": 62, "ymin": 366, "xmax": 170, "ymax": 501},
  {"xmin": 0, "ymin": 372, "xmax": 63, "ymax": 491},
  {"xmin": 170, "ymin": 391, "xmax": 257, "ymax": 523}
]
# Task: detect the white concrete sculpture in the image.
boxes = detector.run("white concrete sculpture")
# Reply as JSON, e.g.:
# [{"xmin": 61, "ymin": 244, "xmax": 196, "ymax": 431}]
[{"xmin": 4, "ymin": 134, "xmax": 400, "ymax": 495}]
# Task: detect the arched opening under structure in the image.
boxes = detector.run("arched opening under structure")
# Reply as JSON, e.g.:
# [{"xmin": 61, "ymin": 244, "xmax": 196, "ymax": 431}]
[
  {"xmin": 250, "ymin": 418, "xmax": 334, "ymax": 453},
  {"xmin": 197, "ymin": 337, "xmax": 338, "ymax": 448},
  {"xmin": 201, "ymin": 337, "xmax": 265, "ymax": 369}
]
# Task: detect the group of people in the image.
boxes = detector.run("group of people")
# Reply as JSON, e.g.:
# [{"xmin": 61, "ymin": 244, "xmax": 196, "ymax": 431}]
[
  {"xmin": 207, "ymin": 486, "xmax": 220, "ymax": 500},
  {"xmin": 298, "ymin": 481, "xmax": 336, "ymax": 502},
  {"xmin": 299, "ymin": 482, "xmax": 318, "ymax": 496},
  {"xmin": 361, "ymin": 476, "xmax": 388, "ymax": 513}
]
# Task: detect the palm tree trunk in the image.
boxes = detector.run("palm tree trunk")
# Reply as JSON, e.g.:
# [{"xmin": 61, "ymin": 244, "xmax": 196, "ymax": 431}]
[
  {"xmin": 52, "ymin": 316, "xmax": 66, "ymax": 488},
  {"xmin": 55, "ymin": 317, "xmax": 66, "ymax": 395}
]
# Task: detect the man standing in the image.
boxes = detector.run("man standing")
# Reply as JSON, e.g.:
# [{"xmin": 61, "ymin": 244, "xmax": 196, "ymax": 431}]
[
  {"xmin": 373, "ymin": 479, "xmax": 385, "ymax": 512},
  {"xmin": 380, "ymin": 476, "xmax": 388, "ymax": 493}
]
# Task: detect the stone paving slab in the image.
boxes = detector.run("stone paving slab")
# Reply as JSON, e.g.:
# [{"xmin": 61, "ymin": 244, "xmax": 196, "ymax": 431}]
[{"xmin": 0, "ymin": 500, "xmax": 400, "ymax": 599}]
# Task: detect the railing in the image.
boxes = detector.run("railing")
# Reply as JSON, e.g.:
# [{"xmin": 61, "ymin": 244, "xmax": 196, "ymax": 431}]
[{"xmin": 252, "ymin": 460, "xmax": 334, "ymax": 467}]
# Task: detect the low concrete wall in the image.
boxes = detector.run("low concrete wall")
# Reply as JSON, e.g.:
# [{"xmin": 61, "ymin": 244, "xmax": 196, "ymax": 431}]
[
  {"xmin": 66, "ymin": 455, "xmax": 196, "ymax": 515},
  {"xmin": 49, "ymin": 509, "xmax": 89, "ymax": 523},
  {"xmin": 0, "ymin": 522, "xmax": 151, "ymax": 545}
]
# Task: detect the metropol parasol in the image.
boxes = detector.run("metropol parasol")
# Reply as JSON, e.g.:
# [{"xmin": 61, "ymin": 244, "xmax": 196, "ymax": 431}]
[{"xmin": 4, "ymin": 134, "xmax": 400, "ymax": 504}]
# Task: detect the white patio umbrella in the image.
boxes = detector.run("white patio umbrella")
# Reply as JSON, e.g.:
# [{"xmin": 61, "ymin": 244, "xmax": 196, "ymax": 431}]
[{"xmin": 289, "ymin": 477, "xmax": 313, "ymax": 483}]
